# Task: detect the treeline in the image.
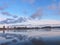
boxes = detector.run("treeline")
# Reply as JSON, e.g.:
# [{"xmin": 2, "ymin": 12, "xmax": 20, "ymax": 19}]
[{"xmin": 0, "ymin": 26, "xmax": 60, "ymax": 30}]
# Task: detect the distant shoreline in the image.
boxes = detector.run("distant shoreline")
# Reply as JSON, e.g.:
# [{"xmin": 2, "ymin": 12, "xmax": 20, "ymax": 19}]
[{"xmin": 0, "ymin": 26, "xmax": 60, "ymax": 30}]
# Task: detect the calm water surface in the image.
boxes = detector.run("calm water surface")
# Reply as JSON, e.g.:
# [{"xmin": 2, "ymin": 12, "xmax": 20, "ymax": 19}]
[{"xmin": 0, "ymin": 28, "xmax": 60, "ymax": 45}]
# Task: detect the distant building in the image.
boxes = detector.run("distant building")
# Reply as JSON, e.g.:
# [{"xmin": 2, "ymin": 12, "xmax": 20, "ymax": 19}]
[
  {"xmin": 2, "ymin": 26, "xmax": 5, "ymax": 34},
  {"xmin": 3, "ymin": 26, "xmax": 5, "ymax": 29}
]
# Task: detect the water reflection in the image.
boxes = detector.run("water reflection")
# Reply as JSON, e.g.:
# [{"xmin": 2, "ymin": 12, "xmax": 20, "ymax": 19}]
[
  {"xmin": 7, "ymin": 28, "xmax": 51, "ymax": 32},
  {"xmin": 0, "ymin": 28, "xmax": 60, "ymax": 45}
]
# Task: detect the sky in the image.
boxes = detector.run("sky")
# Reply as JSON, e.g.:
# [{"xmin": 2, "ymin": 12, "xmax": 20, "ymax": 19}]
[{"xmin": 0, "ymin": 0, "xmax": 60, "ymax": 24}]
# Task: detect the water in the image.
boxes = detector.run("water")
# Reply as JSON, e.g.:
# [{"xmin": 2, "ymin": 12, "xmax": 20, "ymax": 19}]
[{"xmin": 0, "ymin": 28, "xmax": 60, "ymax": 45}]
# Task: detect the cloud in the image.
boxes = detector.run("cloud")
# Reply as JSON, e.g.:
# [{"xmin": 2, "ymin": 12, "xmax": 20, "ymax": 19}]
[
  {"xmin": 0, "ymin": 6, "xmax": 5, "ymax": 10},
  {"xmin": 28, "ymin": 0, "xmax": 35, "ymax": 5},
  {"xmin": 22, "ymin": 0, "xmax": 35, "ymax": 5},
  {"xmin": 55, "ymin": 10, "xmax": 60, "ymax": 15},
  {"xmin": 0, "ymin": 17, "xmax": 27, "ymax": 24},
  {"xmin": 54, "ymin": 2, "xmax": 60, "ymax": 15},
  {"xmin": 0, "ymin": 18, "xmax": 60, "ymax": 25},
  {"xmin": 47, "ymin": 1, "xmax": 60, "ymax": 10},
  {"xmin": 58, "ymin": 2, "xmax": 60, "ymax": 10},
  {"xmin": 47, "ymin": 2, "xmax": 60, "ymax": 15},
  {"xmin": 47, "ymin": 3, "xmax": 57, "ymax": 10},
  {"xmin": 2, "ymin": 12, "xmax": 12, "ymax": 16},
  {"xmin": 25, "ymin": 19, "xmax": 60, "ymax": 25},
  {"xmin": 0, "ymin": 18, "xmax": 15, "ymax": 24},
  {"xmin": 31, "ymin": 7, "xmax": 43, "ymax": 19},
  {"xmin": 13, "ymin": 15, "xmax": 18, "ymax": 18},
  {"xmin": 1, "ymin": 12, "xmax": 18, "ymax": 18},
  {"xmin": 3, "ymin": 2, "xmax": 8, "ymax": 8},
  {"xmin": 0, "ymin": 17, "xmax": 6, "ymax": 21},
  {"xmin": 58, "ymin": 11, "xmax": 60, "ymax": 15},
  {"xmin": 0, "ymin": 3, "xmax": 8, "ymax": 11}
]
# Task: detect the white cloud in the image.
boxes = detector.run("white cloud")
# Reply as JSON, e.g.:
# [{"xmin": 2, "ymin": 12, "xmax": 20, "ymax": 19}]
[
  {"xmin": 0, "ymin": 17, "xmax": 6, "ymax": 21},
  {"xmin": 25, "ymin": 19, "xmax": 60, "ymax": 25},
  {"xmin": 4, "ymin": 19, "xmax": 60, "ymax": 26},
  {"xmin": 0, "ymin": 16, "xmax": 60, "ymax": 26}
]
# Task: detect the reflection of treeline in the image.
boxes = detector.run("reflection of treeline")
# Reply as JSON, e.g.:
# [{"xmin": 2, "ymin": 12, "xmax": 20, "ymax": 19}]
[{"xmin": 41, "ymin": 26, "xmax": 51, "ymax": 29}]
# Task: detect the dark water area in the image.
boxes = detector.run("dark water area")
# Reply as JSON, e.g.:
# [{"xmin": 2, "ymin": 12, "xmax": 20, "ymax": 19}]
[{"xmin": 0, "ymin": 28, "xmax": 60, "ymax": 45}]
